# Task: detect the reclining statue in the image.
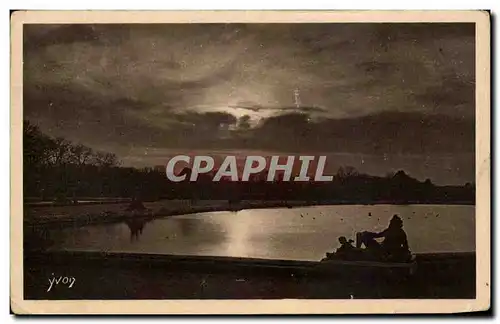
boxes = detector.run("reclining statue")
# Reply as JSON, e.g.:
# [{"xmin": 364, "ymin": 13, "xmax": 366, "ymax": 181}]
[{"xmin": 327, "ymin": 215, "xmax": 412, "ymax": 263}]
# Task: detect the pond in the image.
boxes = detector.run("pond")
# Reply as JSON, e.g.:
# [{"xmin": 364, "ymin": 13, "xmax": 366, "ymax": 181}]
[{"xmin": 47, "ymin": 204, "xmax": 475, "ymax": 261}]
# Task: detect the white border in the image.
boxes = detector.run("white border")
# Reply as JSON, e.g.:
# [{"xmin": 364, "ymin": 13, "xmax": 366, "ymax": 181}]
[{"xmin": 6, "ymin": 7, "xmax": 492, "ymax": 317}]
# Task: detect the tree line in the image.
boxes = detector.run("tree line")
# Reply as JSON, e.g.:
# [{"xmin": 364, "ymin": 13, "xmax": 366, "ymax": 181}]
[
  {"xmin": 23, "ymin": 120, "xmax": 475, "ymax": 205},
  {"xmin": 24, "ymin": 120, "xmax": 123, "ymax": 201},
  {"xmin": 24, "ymin": 120, "xmax": 119, "ymax": 169}
]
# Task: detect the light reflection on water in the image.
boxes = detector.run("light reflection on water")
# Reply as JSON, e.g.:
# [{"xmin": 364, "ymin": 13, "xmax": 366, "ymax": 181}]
[{"xmin": 48, "ymin": 205, "xmax": 475, "ymax": 261}]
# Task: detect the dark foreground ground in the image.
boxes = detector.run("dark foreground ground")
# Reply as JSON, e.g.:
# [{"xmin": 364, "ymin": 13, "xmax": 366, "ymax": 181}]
[{"xmin": 24, "ymin": 251, "xmax": 475, "ymax": 299}]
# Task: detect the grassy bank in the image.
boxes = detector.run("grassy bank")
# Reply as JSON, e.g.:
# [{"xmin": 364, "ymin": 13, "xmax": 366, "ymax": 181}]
[{"xmin": 24, "ymin": 199, "xmax": 474, "ymax": 229}]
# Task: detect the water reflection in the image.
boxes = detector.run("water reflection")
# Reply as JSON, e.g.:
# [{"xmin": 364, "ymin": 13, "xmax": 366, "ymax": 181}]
[
  {"xmin": 178, "ymin": 217, "xmax": 198, "ymax": 237},
  {"xmin": 24, "ymin": 225, "xmax": 68, "ymax": 251},
  {"xmin": 169, "ymin": 214, "xmax": 229, "ymax": 246},
  {"xmin": 46, "ymin": 205, "xmax": 475, "ymax": 261},
  {"xmin": 124, "ymin": 217, "xmax": 153, "ymax": 241}
]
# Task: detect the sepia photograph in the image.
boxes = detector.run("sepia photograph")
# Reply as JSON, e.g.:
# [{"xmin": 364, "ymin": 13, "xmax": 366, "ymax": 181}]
[{"xmin": 10, "ymin": 10, "xmax": 490, "ymax": 314}]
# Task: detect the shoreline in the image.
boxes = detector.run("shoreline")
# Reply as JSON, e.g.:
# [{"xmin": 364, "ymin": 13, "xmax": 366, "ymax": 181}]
[
  {"xmin": 24, "ymin": 199, "xmax": 475, "ymax": 229},
  {"xmin": 24, "ymin": 198, "xmax": 475, "ymax": 208}
]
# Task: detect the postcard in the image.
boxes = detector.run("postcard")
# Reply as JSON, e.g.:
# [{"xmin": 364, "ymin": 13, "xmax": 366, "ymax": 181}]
[{"xmin": 10, "ymin": 10, "xmax": 490, "ymax": 314}]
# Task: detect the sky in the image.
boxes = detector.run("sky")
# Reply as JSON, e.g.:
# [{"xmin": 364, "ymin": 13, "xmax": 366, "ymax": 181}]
[{"xmin": 23, "ymin": 23, "xmax": 475, "ymax": 185}]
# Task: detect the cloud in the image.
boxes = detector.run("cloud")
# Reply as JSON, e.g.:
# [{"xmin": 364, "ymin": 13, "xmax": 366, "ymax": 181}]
[
  {"xmin": 229, "ymin": 103, "xmax": 328, "ymax": 114},
  {"xmin": 24, "ymin": 25, "xmax": 100, "ymax": 52},
  {"xmin": 24, "ymin": 23, "xmax": 475, "ymax": 118},
  {"xmin": 23, "ymin": 23, "xmax": 475, "ymax": 183}
]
